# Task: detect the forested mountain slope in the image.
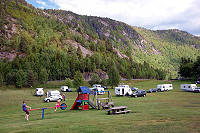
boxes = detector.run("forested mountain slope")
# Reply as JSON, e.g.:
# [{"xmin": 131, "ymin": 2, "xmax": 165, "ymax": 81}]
[{"xmin": 0, "ymin": 0, "xmax": 199, "ymax": 87}]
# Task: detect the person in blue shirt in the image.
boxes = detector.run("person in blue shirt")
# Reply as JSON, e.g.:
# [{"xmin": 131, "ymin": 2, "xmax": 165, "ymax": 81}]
[{"xmin": 22, "ymin": 100, "xmax": 31, "ymax": 121}]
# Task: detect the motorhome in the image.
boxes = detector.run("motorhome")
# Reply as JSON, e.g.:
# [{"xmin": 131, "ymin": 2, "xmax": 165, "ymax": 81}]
[
  {"xmin": 157, "ymin": 84, "xmax": 173, "ymax": 91},
  {"xmin": 90, "ymin": 84, "xmax": 105, "ymax": 95},
  {"xmin": 44, "ymin": 90, "xmax": 63, "ymax": 102},
  {"xmin": 115, "ymin": 85, "xmax": 132, "ymax": 96},
  {"xmin": 181, "ymin": 84, "xmax": 197, "ymax": 92},
  {"xmin": 35, "ymin": 88, "xmax": 44, "ymax": 96}
]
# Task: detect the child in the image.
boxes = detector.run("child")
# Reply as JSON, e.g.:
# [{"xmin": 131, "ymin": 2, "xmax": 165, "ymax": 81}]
[
  {"xmin": 55, "ymin": 99, "xmax": 60, "ymax": 111},
  {"xmin": 22, "ymin": 100, "xmax": 31, "ymax": 121},
  {"xmin": 62, "ymin": 94, "xmax": 66, "ymax": 101}
]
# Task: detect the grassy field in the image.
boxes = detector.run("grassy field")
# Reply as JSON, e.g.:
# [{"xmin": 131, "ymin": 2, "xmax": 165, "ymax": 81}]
[{"xmin": 0, "ymin": 80, "xmax": 199, "ymax": 133}]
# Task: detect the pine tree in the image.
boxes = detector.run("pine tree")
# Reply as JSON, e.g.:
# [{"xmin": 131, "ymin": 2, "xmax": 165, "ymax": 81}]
[
  {"xmin": 73, "ymin": 71, "xmax": 84, "ymax": 88},
  {"xmin": 16, "ymin": 69, "xmax": 26, "ymax": 88},
  {"xmin": 27, "ymin": 70, "xmax": 34, "ymax": 87},
  {"xmin": 108, "ymin": 63, "xmax": 120, "ymax": 89},
  {"xmin": 0, "ymin": 73, "xmax": 4, "ymax": 86},
  {"xmin": 39, "ymin": 68, "xmax": 48, "ymax": 84}
]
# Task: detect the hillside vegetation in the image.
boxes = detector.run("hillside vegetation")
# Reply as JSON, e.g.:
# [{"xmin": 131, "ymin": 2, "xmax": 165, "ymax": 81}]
[{"xmin": 0, "ymin": 0, "xmax": 199, "ymax": 87}]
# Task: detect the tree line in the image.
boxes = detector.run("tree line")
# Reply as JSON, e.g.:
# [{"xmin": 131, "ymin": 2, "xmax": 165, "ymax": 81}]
[{"xmin": 179, "ymin": 56, "xmax": 200, "ymax": 78}]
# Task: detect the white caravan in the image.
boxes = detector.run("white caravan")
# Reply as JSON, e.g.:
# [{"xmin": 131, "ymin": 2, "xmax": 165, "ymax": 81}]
[
  {"xmin": 35, "ymin": 88, "xmax": 44, "ymax": 96},
  {"xmin": 115, "ymin": 85, "xmax": 132, "ymax": 96},
  {"xmin": 157, "ymin": 84, "xmax": 173, "ymax": 91},
  {"xmin": 181, "ymin": 84, "xmax": 197, "ymax": 92},
  {"xmin": 61, "ymin": 86, "xmax": 69, "ymax": 92},
  {"xmin": 46, "ymin": 90, "xmax": 61, "ymax": 97},
  {"xmin": 90, "ymin": 84, "xmax": 105, "ymax": 95}
]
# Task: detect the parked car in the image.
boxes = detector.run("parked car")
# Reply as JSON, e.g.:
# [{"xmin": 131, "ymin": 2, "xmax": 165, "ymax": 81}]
[
  {"xmin": 147, "ymin": 88, "xmax": 157, "ymax": 93},
  {"xmin": 101, "ymin": 85, "xmax": 107, "ymax": 89},
  {"xmin": 131, "ymin": 90, "xmax": 146, "ymax": 97},
  {"xmin": 194, "ymin": 87, "xmax": 200, "ymax": 93},
  {"xmin": 43, "ymin": 95, "xmax": 63, "ymax": 102},
  {"xmin": 66, "ymin": 88, "xmax": 72, "ymax": 92},
  {"xmin": 131, "ymin": 87, "xmax": 138, "ymax": 91}
]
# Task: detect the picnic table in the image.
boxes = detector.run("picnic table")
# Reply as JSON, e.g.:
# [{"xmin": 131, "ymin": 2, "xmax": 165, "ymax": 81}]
[{"xmin": 106, "ymin": 106, "xmax": 131, "ymax": 115}]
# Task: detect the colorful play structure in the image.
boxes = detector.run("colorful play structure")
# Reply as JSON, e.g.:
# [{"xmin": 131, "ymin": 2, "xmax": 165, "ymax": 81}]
[
  {"xmin": 93, "ymin": 90, "xmax": 114, "ymax": 110},
  {"xmin": 70, "ymin": 87, "xmax": 115, "ymax": 110},
  {"xmin": 28, "ymin": 103, "xmax": 67, "ymax": 119},
  {"xmin": 71, "ymin": 86, "xmax": 96, "ymax": 110}
]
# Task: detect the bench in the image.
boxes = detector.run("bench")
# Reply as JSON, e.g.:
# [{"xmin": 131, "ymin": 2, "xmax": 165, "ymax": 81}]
[
  {"xmin": 105, "ymin": 109, "xmax": 112, "ymax": 115},
  {"xmin": 105, "ymin": 106, "xmax": 131, "ymax": 115}
]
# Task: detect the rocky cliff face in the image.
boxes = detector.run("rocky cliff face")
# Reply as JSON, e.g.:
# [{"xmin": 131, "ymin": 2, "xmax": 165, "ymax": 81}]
[{"xmin": 82, "ymin": 69, "xmax": 109, "ymax": 81}]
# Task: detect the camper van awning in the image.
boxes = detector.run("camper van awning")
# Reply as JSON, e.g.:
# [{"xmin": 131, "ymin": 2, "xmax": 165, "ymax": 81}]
[{"xmin": 77, "ymin": 86, "xmax": 91, "ymax": 94}]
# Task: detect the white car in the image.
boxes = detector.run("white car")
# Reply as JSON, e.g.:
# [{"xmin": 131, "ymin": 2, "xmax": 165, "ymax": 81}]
[{"xmin": 43, "ymin": 95, "xmax": 63, "ymax": 102}]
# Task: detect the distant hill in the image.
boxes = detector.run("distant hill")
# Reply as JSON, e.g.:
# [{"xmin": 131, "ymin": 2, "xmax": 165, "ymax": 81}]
[{"xmin": 0, "ymin": 0, "xmax": 199, "ymax": 86}]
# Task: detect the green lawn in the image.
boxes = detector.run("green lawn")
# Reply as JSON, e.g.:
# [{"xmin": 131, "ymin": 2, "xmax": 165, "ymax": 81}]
[{"xmin": 0, "ymin": 80, "xmax": 199, "ymax": 133}]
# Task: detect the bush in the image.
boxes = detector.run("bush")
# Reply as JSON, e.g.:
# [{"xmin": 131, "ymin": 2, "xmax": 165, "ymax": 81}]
[
  {"xmin": 65, "ymin": 78, "xmax": 73, "ymax": 88},
  {"xmin": 101, "ymin": 78, "xmax": 108, "ymax": 86},
  {"xmin": 89, "ymin": 73, "xmax": 100, "ymax": 86}
]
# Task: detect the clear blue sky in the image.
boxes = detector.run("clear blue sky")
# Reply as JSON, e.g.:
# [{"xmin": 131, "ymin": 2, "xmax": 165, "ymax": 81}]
[{"xmin": 25, "ymin": 0, "xmax": 200, "ymax": 36}]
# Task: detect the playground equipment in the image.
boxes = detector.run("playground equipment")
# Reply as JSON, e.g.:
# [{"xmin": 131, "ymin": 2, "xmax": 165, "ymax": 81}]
[
  {"xmin": 28, "ymin": 103, "xmax": 67, "ymax": 119},
  {"xmin": 91, "ymin": 91, "xmax": 114, "ymax": 110},
  {"xmin": 71, "ymin": 86, "xmax": 96, "ymax": 110}
]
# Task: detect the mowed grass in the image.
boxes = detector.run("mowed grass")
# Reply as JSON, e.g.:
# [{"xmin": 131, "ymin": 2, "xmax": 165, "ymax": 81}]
[{"xmin": 0, "ymin": 80, "xmax": 199, "ymax": 133}]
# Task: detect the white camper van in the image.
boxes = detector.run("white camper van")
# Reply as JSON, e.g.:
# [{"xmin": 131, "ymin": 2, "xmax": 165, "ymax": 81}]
[
  {"xmin": 157, "ymin": 84, "xmax": 173, "ymax": 91},
  {"xmin": 43, "ymin": 90, "xmax": 63, "ymax": 102},
  {"xmin": 181, "ymin": 84, "xmax": 197, "ymax": 92},
  {"xmin": 115, "ymin": 85, "xmax": 132, "ymax": 96},
  {"xmin": 61, "ymin": 86, "xmax": 72, "ymax": 92},
  {"xmin": 35, "ymin": 88, "xmax": 44, "ymax": 96},
  {"xmin": 90, "ymin": 84, "xmax": 105, "ymax": 95}
]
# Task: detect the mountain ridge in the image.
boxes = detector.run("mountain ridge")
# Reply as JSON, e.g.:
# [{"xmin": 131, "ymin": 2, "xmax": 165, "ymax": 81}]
[{"xmin": 0, "ymin": 0, "xmax": 199, "ymax": 84}]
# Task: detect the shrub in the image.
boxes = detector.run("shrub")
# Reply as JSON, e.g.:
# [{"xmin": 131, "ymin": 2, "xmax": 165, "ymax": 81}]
[
  {"xmin": 89, "ymin": 73, "xmax": 100, "ymax": 86},
  {"xmin": 65, "ymin": 78, "xmax": 73, "ymax": 88}
]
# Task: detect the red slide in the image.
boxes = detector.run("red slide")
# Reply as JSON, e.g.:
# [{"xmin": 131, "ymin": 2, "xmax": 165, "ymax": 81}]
[{"xmin": 70, "ymin": 97, "xmax": 79, "ymax": 110}]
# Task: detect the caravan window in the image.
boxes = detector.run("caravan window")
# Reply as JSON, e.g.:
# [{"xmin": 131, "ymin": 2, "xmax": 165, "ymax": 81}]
[
  {"xmin": 118, "ymin": 89, "xmax": 120, "ymax": 91},
  {"xmin": 188, "ymin": 86, "xmax": 190, "ymax": 88},
  {"xmin": 184, "ymin": 86, "xmax": 185, "ymax": 88}
]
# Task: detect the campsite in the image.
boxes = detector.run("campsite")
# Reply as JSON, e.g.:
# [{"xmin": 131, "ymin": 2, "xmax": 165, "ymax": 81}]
[{"xmin": 0, "ymin": 80, "xmax": 199, "ymax": 133}]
